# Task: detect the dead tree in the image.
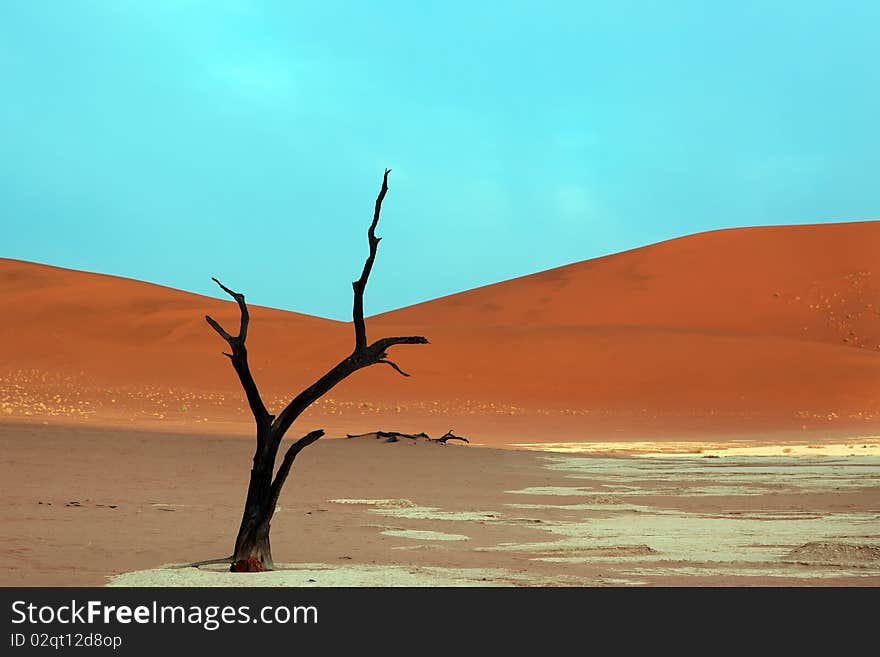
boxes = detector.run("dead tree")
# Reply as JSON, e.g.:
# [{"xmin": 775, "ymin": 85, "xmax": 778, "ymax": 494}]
[{"xmin": 205, "ymin": 169, "xmax": 428, "ymax": 572}]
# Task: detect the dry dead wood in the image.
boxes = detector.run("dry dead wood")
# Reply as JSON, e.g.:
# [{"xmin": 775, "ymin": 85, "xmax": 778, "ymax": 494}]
[{"xmin": 204, "ymin": 170, "xmax": 428, "ymax": 571}]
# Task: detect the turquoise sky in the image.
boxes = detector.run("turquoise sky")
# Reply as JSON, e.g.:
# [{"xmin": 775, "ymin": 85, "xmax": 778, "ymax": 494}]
[{"xmin": 2, "ymin": 1, "xmax": 878, "ymax": 319}]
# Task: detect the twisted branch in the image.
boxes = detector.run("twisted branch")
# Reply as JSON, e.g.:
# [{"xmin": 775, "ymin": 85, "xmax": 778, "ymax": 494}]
[
  {"xmin": 269, "ymin": 169, "xmax": 428, "ymax": 446},
  {"xmin": 205, "ymin": 279, "xmax": 272, "ymax": 431},
  {"xmin": 352, "ymin": 168, "xmax": 390, "ymax": 351},
  {"xmin": 268, "ymin": 429, "xmax": 325, "ymax": 513}
]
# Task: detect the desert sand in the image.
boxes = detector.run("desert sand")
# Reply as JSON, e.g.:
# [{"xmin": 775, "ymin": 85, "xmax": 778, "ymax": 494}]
[
  {"xmin": 1, "ymin": 423, "xmax": 877, "ymax": 587},
  {"xmin": 1, "ymin": 221, "xmax": 879, "ymax": 586}
]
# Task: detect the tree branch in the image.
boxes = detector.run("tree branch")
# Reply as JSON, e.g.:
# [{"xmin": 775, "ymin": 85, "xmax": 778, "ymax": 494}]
[
  {"xmin": 344, "ymin": 430, "xmax": 469, "ymax": 444},
  {"xmin": 174, "ymin": 555, "xmax": 234, "ymax": 569},
  {"xmin": 205, "ymin": 315, "xmax": 233, "ymax": 342},
  {"xmin": 437, "ymin": 430, "xmax": 469, "ymax": 444},
  {"xmin": 269, "ymin": 333, "xmax": 428, "ymax": 447},
  {"xmin": 205, "ymin": 278, "xmax": 272, "ymax": 430},
  {"xmin": 267, "ymin": 170, "xmax": 428, "ymax": 458},
  {"xmin": 211, "ymin": 276, "xmax": 249, "ymax": 342},
  {"xmin": 346, "ymin": 430, "xmax": 429, "ymax": 442},
  {"xmin": 368, "ymin": 336, "xmax": 430, "ymax": 353},
  {"xmin": 378, "ymin": 359, "xmax": 410, "ymax": 377},
  {"xmin": 352, "ymin": 168, "xmax": 390, "ymax": 352},
  {"xmin": 268, "ymin": 429, "xmax": 324, "ymax": 512}
]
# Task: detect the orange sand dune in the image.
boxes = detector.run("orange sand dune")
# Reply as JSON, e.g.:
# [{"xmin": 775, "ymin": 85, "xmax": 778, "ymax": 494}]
[{"xmin": 2, "ymin": 220, "xmax": 879, "ymax": 443}]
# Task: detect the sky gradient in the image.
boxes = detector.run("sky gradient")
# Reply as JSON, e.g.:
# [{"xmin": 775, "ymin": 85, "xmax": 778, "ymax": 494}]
[{"xmin": 2, "ymin": 1, "xmax": 878, "ymax": 319}]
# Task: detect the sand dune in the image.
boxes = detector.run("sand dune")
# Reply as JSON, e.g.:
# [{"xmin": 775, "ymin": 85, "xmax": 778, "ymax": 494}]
[{"xmin": 2, "ymin": 220, "xmax": 878, "ymax": 443}]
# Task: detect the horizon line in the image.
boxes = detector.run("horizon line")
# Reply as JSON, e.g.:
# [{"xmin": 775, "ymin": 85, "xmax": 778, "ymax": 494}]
[{"xmin": 3, "ymin": 218, "xmax": 876, "ymax": 323}]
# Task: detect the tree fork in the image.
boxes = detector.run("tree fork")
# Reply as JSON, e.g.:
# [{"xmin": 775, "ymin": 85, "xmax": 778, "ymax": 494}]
[{"xmin": 205, "ymin": 169, "xmax": 428, "ymax": 572}]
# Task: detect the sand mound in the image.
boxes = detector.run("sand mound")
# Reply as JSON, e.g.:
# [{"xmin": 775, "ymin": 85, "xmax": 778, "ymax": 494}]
[{"xmin": 784, "ymin": 542, "xmax": 880, "ymax": 565}]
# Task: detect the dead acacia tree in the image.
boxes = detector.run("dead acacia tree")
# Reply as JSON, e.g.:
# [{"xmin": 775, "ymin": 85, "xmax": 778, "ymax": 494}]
[{"xmin": 205, "ymin": 169, "xmax": 428, "ymax": 572}]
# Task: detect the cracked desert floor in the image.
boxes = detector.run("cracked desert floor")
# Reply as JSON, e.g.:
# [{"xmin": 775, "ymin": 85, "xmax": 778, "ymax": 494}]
[{"xmin": 2, "ymin": 423, "xmax": 877, "ymax": 587}]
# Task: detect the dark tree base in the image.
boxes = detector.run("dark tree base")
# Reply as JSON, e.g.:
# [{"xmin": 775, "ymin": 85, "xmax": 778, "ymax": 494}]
[{"xmin": 231, "ymin": 557, "xmax": 265, "ymax": 573}]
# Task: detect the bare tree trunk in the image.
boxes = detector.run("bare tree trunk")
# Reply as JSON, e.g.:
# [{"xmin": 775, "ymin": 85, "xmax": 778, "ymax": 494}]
[
  {"xmin": 205, "ymin": 169, "xmax": 427, "ymax": 572},
  {"xmin": 230, "ymin": 461, "xmax": 274, "ymax": 571}
]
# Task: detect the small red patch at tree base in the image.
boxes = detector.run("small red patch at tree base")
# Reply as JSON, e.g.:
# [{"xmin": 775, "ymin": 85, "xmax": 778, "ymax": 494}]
[{"xmin": 230, "ymin": 557, "xmax": 264, "ymax": 572}]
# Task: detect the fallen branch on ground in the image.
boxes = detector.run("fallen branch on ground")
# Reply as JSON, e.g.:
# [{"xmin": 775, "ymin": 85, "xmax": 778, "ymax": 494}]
[
  {"xmin": 170, "ymin": 555, "xmax": 235, "ymax": 569},
  {"xmin": 346, "ymin": 429, "xmax": 469, "ymax": 444}
]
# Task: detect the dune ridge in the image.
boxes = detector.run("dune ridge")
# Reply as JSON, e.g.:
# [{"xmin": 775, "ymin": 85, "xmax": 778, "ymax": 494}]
[{"xmin": 2, "ymin": 220, "xmax": 878, "ymax": 444}]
